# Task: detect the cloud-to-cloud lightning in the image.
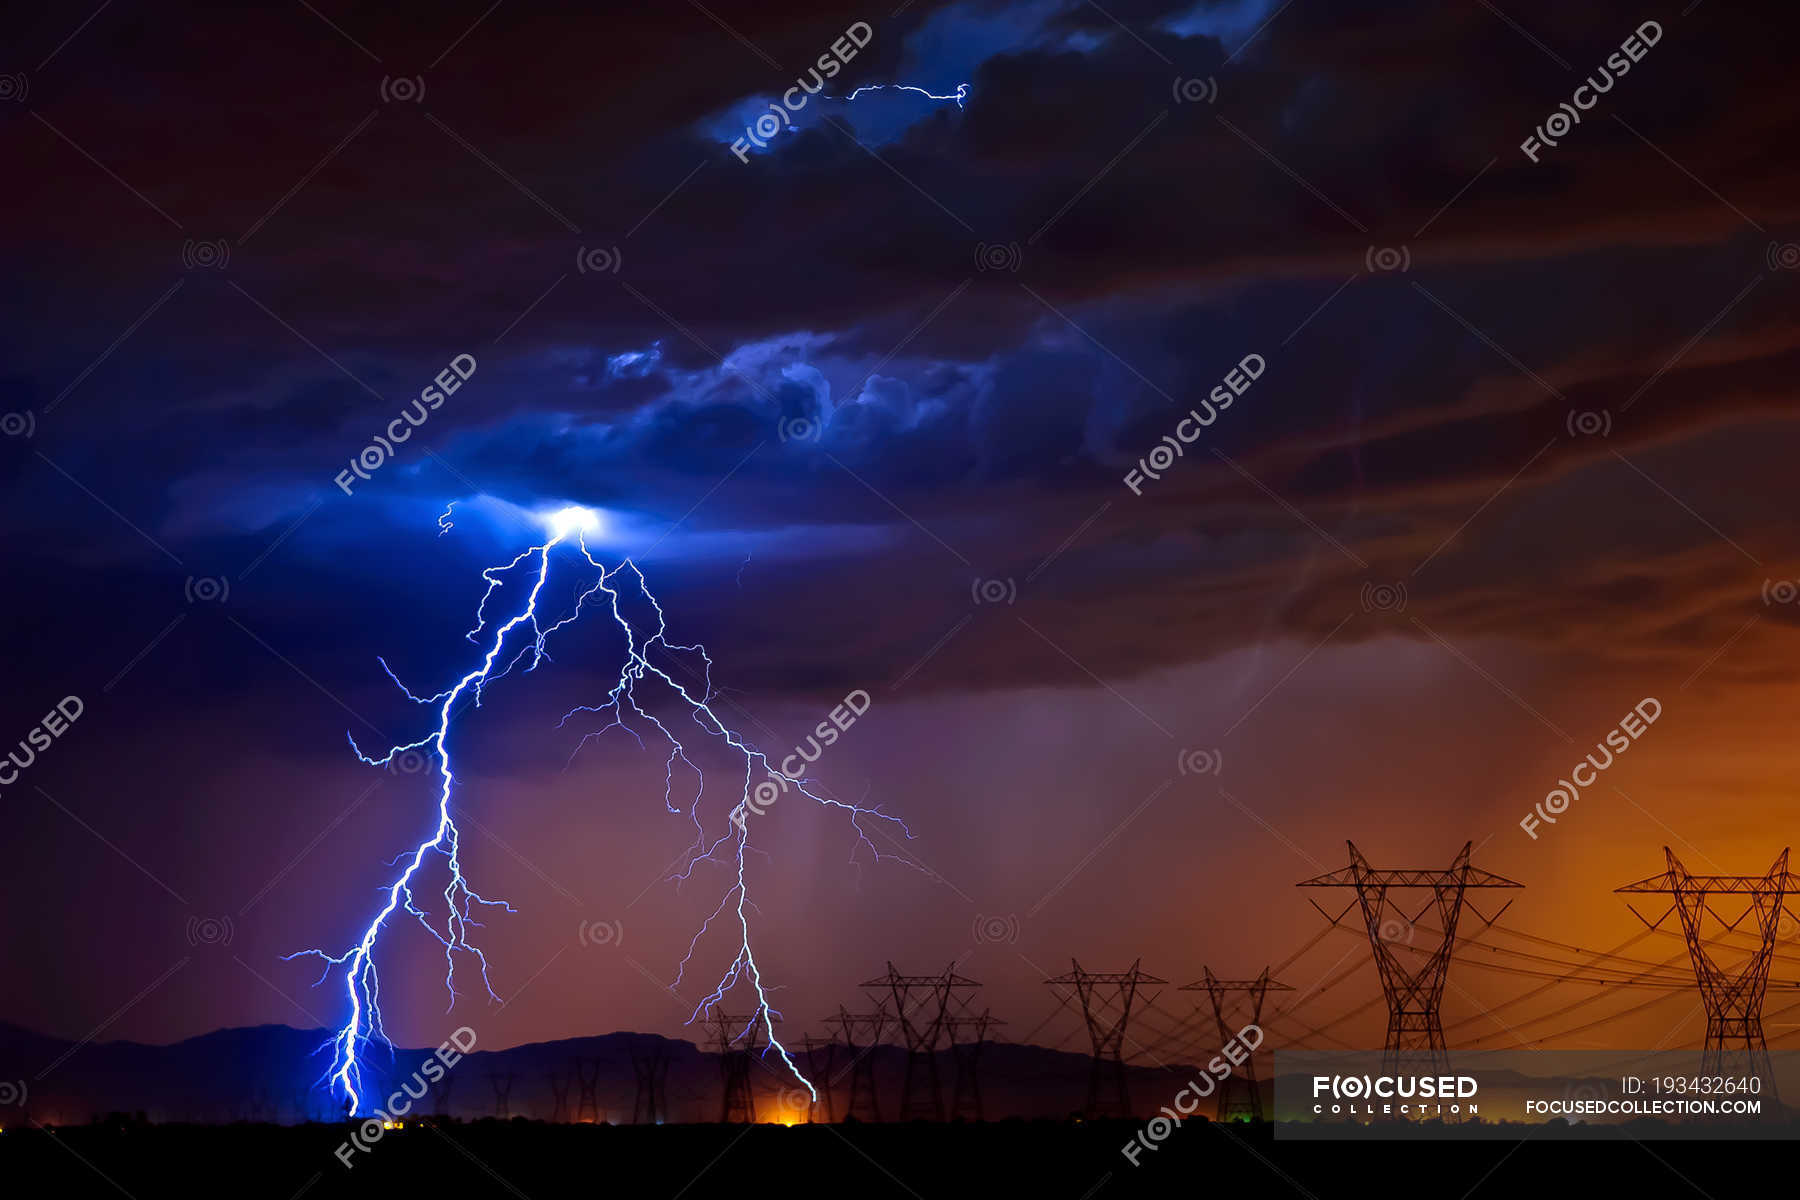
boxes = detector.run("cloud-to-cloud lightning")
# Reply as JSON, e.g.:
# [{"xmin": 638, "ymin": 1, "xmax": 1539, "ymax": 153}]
[
  {"xmin": 291, "ymin": 506, "xmax": 915, "ymax": 1113},
  {"xmin": 835, "ymin": 81, "xmax": 971, "ymax": 108}
]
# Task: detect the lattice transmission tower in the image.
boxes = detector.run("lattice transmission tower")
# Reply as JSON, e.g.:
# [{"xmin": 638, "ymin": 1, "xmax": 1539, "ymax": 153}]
[
  {"xmin": 487, "ymin": 1071, "xmax": 515, "ymax": 1119},
  {"xmin": 630, "ymin": 1041, "xmax": 672, "ymax": 1124},
  {"xmin": 708, "ymin": 1011, "xmax": 773, "ymax": 1123},
  {"xmin": 798, "ymin": 1035, "xmax": 839, "ymax": 1123},
  {"xmin": 1299, "ymin": 841, "xmax": 1520, "ymax": 1073},
  {"xmin": 945, "ymin": 1009, "xmax": 1003, "ymax": 1121},
  {"xmin": 544, "ymin": 1071, "xmax": 569, "ymax": 1122},
  {"xmin": 827, "ymin": 1003, "xmax": 890, "ymax": 1122},
  {"xmin": 862, "ymin": 963, "xmax": 979, "ymax": 1120},
  {"xmin": 572, "ymin": 1057, "xmax": 603, "ymax": 1124},
  {"xmin": 1045, "ymin": 959, "xmax": 1165, "ymax": 1118},
  {"xmin": 1619, "ymin": 846, "xmax": 1800, "ymax": 1089},
  {"xmin": 1178, "ymin": 966, "xmax": 1290, "ymax": 1122}
]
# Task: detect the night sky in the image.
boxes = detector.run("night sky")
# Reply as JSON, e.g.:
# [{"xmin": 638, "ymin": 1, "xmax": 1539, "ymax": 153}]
[{"xmin": 3, "ymin": 0, "xmax": 1797, "ymax": 1070}]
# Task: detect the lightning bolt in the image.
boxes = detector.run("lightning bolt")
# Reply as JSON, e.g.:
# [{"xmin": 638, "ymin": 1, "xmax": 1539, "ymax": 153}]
[
  {"xmin": 833, "ymin": 82, "xmax": 970, "ymax": 108},
  {"xmin": 291, "ymin": 505, "xmax": 916, "ymax": 1113}
]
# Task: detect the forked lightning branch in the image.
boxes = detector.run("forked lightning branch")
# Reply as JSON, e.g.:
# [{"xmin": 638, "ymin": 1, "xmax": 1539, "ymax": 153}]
[{"xmin": 288, "ymin": 505, "xmax": 915, "ymax": 1114}]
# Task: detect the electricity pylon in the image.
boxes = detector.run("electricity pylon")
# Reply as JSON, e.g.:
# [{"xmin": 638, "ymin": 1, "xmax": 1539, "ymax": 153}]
[
  {"xmin": 630, "ymin": 1041, "xmax": 671, "ymax": 1124},
  {"xmin": 1046, "ymin": 959, "xmax": 1166, "ymax": 1118},
  {"xmin": 429, "ymin": 1072, "xmax": 454, "ymax": 1118},
  {"xmin": 545, "ymin": 1071, "xmax": 569, "ymax": 1122},
  {"xmin": 1299, "ymin": 841, "xmax": 1520, "ymax": 1073},
  {"xmin": 708, "ymin": 1011, "xmax": 774, "ymax": 1124},
  {"xmin": 799, "ymin": 1035, "xmax": 839, "ymax": 1123},
  {"xmin": 1619, "ymin": 847, "xmax": 1800, "ymax": 1090},
  {"xmin": 1179, "ymin": 967, "xmax": 1290, "ymax": 1121},
  {"xmin": 862, "ymin": 963, "xmax": 980, "ymax": 1120},
  {"xmin": 572, "ymin": 1057, "xmax": 602, "ymax": 1123},
  {"xmin": 487, "ymin": 1071, "xmax": 515, "ymax": 1119},
  {"xmin": 945, "ymin": 1010, "xmax": 1004, "ymax": 1121},
  {"xmin": 827, "ymin": 1004, "xmax": 890, "ymax": 1122}
]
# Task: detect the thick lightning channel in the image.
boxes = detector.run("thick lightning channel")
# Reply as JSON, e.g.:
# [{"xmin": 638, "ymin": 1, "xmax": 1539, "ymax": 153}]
[{"xmin": 292, "ymin": 509, "xmax": 915, "ymax": 1112}]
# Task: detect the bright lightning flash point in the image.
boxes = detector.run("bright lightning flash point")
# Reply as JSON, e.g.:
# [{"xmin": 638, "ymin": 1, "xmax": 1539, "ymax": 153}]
[{"xmin": 291, "ymin": 504, "xmax": 915, "ymax": 1113}]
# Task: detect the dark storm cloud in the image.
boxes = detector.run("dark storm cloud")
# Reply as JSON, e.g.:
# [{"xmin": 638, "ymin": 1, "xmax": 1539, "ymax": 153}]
[
  {"xmin": 2, "ymin": 0, "xmax": 1796, "ymax": 711},
  {"xmin": 8, "ymin": 0, "xmax": 1800, "ymax": 1071}
]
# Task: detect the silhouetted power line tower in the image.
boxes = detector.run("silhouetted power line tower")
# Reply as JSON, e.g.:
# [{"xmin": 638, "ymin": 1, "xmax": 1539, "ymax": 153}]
[
  {"xmin": 708, "ymin": 1011, "xmax": 774, "ymax": 1124},
  {"xmin": 429, "ymin": 1073, "xmax": 454, "ymax": 1118},
  {"xmin": 1046, "ymin": 959, "xmax": 1166, "ymax": 1118},
  {"xmin": 488, "ymin": 1071, "xmax": 515, "ymax": 1119},
  {"xmin": 827, "ymin": 1004, "xmax": 890, "ymax": 1122},
  {"xmin": 945, "ymin": 1010, "xmax": 1004, "ymax": 1121},
  {"xmin": 863, "ymin": 963, "xmax": 980, "ymax": 1120},
  {"xmin": 572, "ymin": 1057, "xmax": 603, "ymax": 1123},
  {"xmin": 799, "ymin": 1035, "xmax": 839, "ymax": 1123},
  {"xmin": 1179, "ymin": 967, "xmax": 1290, "ymax": 1122},
  {"xmin": 1619, "ymin": 847, "xmax": 1799, "ymax": 1087},
  {"xmin": 545, "ymin": 1072, "xmax": 570, "ymax": 1123},
  {"xmin": 630, "ymin": 1041, "xmax": 672, "ymax": 1124},
  {"xmin": 1300, "ymin": 841, "xmax": 1520, "ymax": 1073}
]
